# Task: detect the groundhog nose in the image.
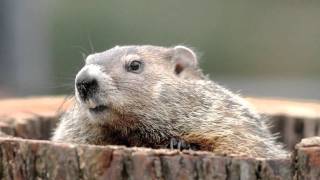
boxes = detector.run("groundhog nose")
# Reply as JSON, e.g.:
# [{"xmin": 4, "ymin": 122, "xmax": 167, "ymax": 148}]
[{"xmin": 76, "ymin": 77, "xmax": 98, "ymax": 101}]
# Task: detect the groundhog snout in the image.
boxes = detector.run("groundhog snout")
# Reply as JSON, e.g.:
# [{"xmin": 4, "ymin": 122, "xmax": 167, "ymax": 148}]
[
  {"xmin": 76, "ymin": 75, "xmax": 99, "ymax": 101},
  {"xmin": 75, "ymin": 64, "xmax": 107, "ymax": 102}
]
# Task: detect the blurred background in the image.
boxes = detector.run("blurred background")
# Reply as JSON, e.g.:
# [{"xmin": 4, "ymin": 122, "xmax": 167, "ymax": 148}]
[{"xmin": 0, "ymin": 0, "xmax": 319, "ymax": 100}]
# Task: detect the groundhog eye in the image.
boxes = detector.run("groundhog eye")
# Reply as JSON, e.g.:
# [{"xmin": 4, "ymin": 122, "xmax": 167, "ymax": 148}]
[{"xmin": 127, "ymin": 60, "xmax": 143, "ymax": 73}]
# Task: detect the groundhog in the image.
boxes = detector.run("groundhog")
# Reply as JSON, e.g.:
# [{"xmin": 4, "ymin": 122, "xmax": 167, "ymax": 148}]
[{"xmin": 52, "ymin": 45, "xmax": 287, "ymax": 158}]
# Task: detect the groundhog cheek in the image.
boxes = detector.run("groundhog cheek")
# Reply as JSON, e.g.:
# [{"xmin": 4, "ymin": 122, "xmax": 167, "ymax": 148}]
[{"xmin": 152, "ymin": 82, "xmax": 163, "ymax": 99}]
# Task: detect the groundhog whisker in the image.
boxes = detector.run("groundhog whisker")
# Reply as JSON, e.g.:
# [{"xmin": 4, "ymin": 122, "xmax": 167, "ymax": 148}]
[{"xmin": 53, "ymin": 45, "xmax": 287, "ymax": 158}]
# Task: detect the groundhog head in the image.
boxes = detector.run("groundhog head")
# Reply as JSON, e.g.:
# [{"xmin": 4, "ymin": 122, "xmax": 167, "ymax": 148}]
[{"xmin": 75, "ymin": 45, "xmax": 203, "ymax": 124}]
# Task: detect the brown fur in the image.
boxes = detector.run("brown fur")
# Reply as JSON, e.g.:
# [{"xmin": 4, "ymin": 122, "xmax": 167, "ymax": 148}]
[{"xmin": 52, "ymin": 45, "xmax": 287, "ymax": 158}]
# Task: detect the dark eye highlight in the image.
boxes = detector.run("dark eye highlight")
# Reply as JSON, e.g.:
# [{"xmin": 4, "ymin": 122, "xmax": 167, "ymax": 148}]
[{"xmin": 126, "ymin": 60, "xmax": 144, "ymax": 73}]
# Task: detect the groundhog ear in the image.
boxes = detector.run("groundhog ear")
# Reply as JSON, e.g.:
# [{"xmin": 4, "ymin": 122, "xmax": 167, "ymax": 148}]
[{"xmin": 172, "ymin": 46, "xmax": 198, "ymax": 75}]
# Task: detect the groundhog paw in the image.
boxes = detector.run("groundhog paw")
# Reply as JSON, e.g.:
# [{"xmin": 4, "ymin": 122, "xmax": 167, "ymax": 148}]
[{"xmin": 167, "ymin": 137, "xmax": 199, "ymax": 151}]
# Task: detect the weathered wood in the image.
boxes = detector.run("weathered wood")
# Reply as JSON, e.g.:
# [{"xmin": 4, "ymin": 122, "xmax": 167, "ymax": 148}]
[
  {"xmin": 295, "ymin": 137, "xmax": 320, "ymax": 180},
  {"xmin": 0, "ymin": 137, "xmax": 296, "ymax": 180}
]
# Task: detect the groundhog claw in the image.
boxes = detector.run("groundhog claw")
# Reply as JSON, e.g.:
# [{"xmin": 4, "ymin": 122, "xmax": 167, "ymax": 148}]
[{"xmin": 168, "ymin": 137, "xmax": 197, "ymax": 151}]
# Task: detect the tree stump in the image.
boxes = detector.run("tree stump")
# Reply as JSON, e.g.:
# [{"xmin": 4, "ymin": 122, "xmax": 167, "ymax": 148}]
[{"xmin": 0, "ymin": 96, "xmax": 319, "ymax": 179}]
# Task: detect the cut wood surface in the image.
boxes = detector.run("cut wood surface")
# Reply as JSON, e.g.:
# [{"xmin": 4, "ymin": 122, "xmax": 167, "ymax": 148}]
[
  {"xmin": 0, "ymin": 96, "xmax": 72, "ymax": 119},
  {"xmin": 247, "ymin": 97, "xmax": 320, "ymax": 119},
  {"xmin": 0, "ymin": 96, "xmax": 320, "ymax": 119}
]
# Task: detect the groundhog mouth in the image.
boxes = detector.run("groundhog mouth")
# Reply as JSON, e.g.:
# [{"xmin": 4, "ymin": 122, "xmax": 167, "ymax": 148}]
[{"xmin": 89, "ymin": 105, "xmax": 109, "ymax": 113}]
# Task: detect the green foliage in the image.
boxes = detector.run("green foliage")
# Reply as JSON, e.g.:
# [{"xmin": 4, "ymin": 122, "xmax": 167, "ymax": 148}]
[{"xmin": 49, "ymin": 0, "xmax": 320, "ymax": 93}]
